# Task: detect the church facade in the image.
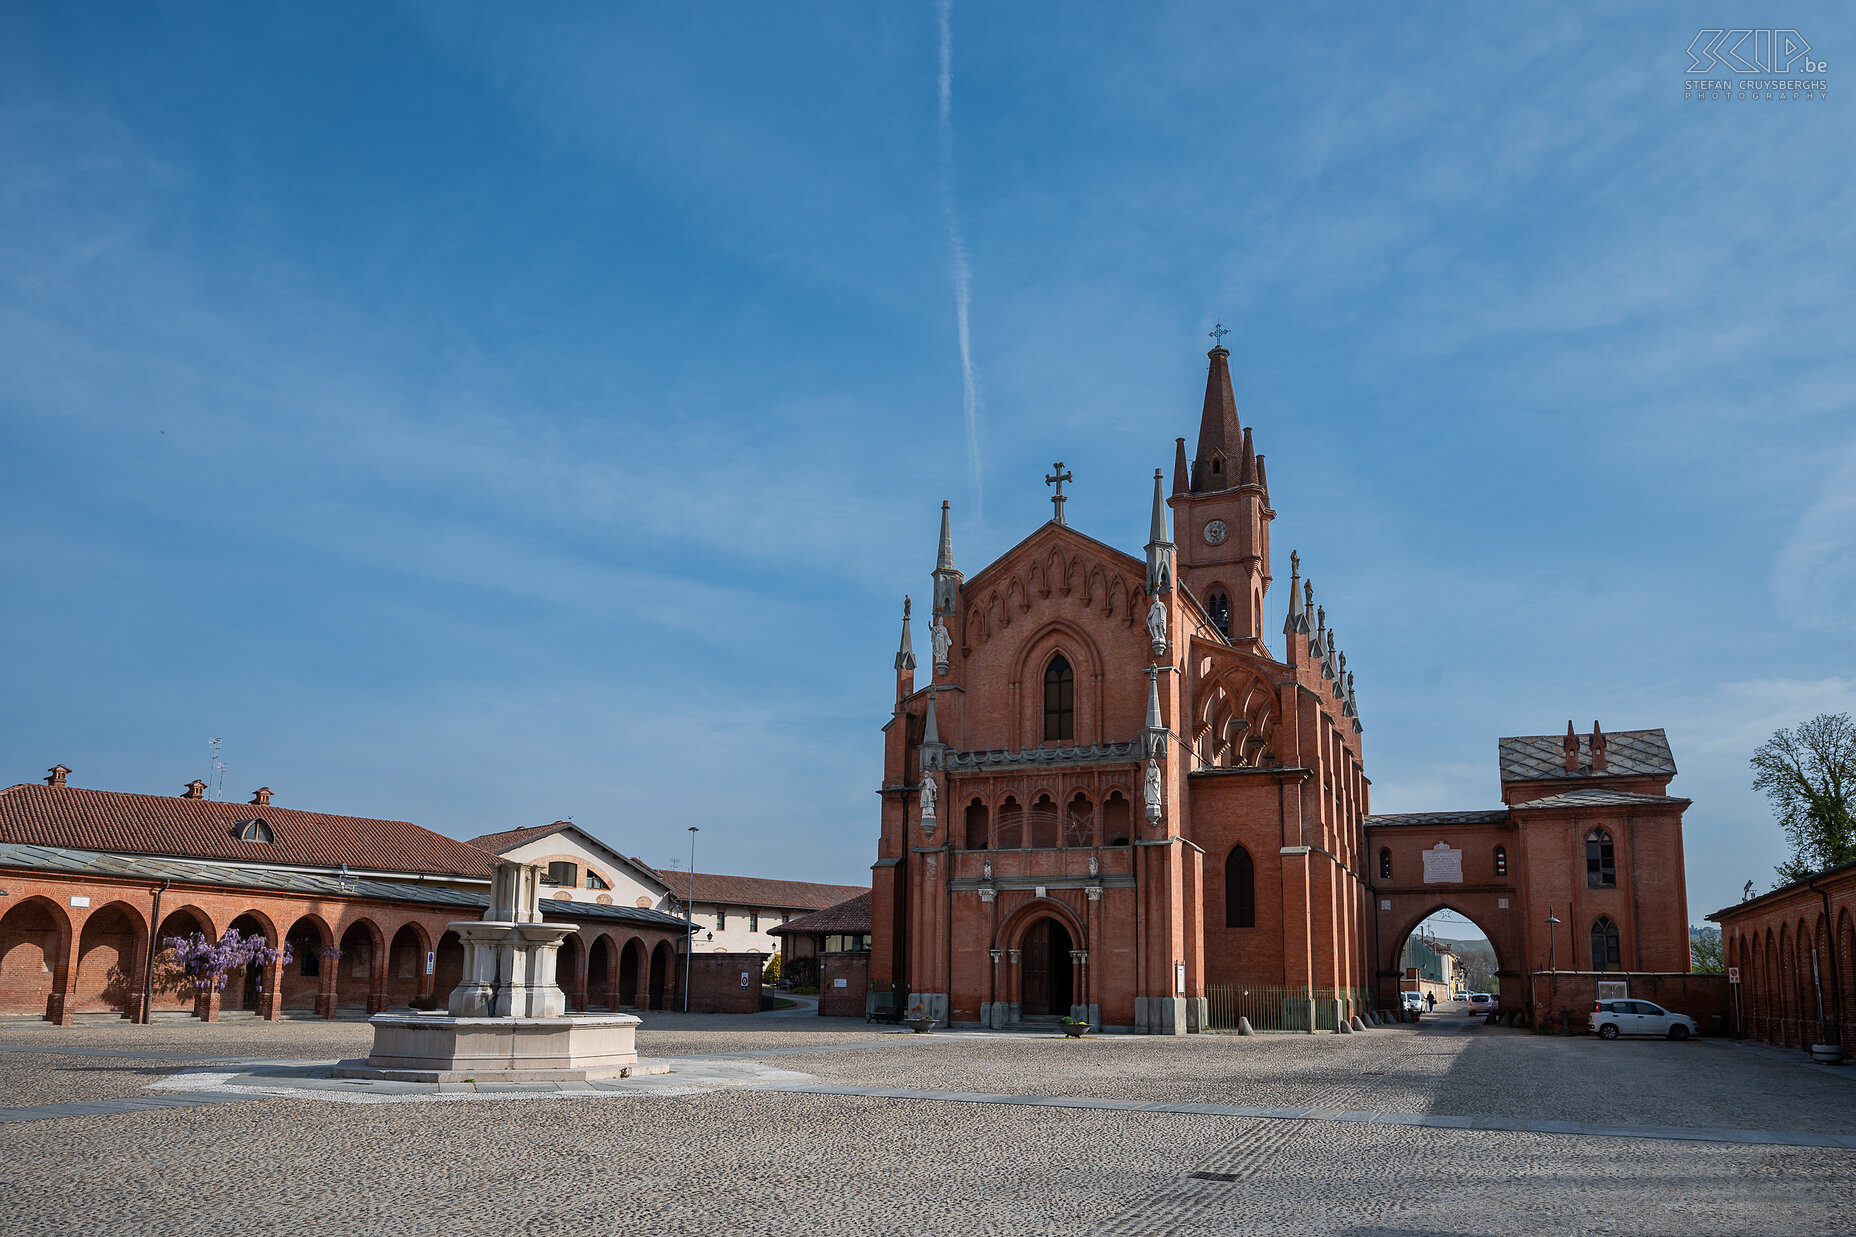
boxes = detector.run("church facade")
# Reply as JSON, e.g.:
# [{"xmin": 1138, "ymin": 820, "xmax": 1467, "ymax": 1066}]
[{"xmin": 868, "ymin": 343, "xmax": 1706, "ymax": 1034}]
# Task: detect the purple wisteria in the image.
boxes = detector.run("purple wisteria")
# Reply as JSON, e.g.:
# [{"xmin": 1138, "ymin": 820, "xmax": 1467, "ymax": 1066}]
[{"xmin": 162, "ymin": 928, "xmax": 294, "ymax": 994}]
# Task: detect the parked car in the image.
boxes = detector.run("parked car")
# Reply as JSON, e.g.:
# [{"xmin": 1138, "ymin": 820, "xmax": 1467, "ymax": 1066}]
[
  {"xmin": 1400, "ymin": 991, "xmax": 1424, "ymax": 1013},
  {"xmin": 1589, "ymin": 999, "xmax": 1698, "ymax": 1040},
  {"xmin": 1466, "ymin": 992, "xmax": 1495, "ymax": 1012}
]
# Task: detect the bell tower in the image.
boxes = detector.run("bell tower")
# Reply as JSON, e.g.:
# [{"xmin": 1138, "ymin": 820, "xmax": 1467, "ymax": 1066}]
[{"xmin": 1170, "ymin": 333, "xmax": 1274, "ymax": 651}]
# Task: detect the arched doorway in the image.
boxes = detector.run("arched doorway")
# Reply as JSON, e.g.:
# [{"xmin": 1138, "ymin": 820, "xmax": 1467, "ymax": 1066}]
[
  {"xmin": 75, "ymin": 902, "xmax": 144, "ymax": 1017},
  {"xmin": 151, "ymin": 907, "xmax": 214, "ymax": 1016},
  {"xmin": 336, "ymin": 921, "xmax": 380, "ymax": 1012},
  {"xmin": 619, "ymin": 938, "xmax": 645, "ymax": 1008},
  {"xmin": 283, "ymin": 916, "xmax": 333, "ymax": 1013},
  {"xmin": 587, "ymin": 935, "xmax": 612, "ymax": 1010},
  {"xmin": 433, "ymin": 931, "xmax": 465, "ymax": 1005},
  {"xmin": 1, "ymin": 898, "xmax": 70, "ymax": 1020},
  {"xmin": 559, "ymin": 932, "xmax": 584, "ymax": 1012},
  {"xmin": 648, "ymin": 941, "xmax": 672, "ymax": 1010},
  {"xmin": 223, "ymin": 913, "xmax": 274, "ymax": 1014},
  {"xmin": 1020, "ymin": 917, "xmax": 1074, "ymax": 1017},
  {"xmin": 386, "ymin": 925, "xmax": 427, "ymax": 1008}
]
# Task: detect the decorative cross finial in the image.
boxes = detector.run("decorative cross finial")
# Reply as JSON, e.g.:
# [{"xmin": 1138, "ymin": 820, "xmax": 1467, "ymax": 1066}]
[
  {"xmin": 1045, "ymin": 461, "xmax": 1074, "ymax": 525},
  {"xmin": 1209, "ymin": 323, "xmax": 1230, "ymax": 348}
]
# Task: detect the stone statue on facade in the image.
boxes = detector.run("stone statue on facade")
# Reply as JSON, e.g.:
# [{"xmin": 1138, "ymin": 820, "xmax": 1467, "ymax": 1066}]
[
  {"xmin": 1146, "ymin": 592, "xmax": 1167, "ymax": 655},
  {"xmin": 919, "ymin": 769, "xmax": 938, "ymax": 825},
  {"xmin": 1143, "ymin": 758, "xmax": 1164, "ymax": 820},
  {"xmin": 931, "ymin": 618, "xmax": 952, "ymax": 674}
]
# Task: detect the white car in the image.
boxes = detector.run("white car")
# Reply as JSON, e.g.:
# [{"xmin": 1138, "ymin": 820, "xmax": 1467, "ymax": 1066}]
[
  {"xmin": 1466, "ymin": 992, "xmax": 1495, "ymax": 1012},
  {"xmin": 1589, "ymin": 998, "xmax": 1698, "ymax": 1040},
  {"xmin": 1400, "ymin": 991, "xmax": 1424, "ymax": 1012}
]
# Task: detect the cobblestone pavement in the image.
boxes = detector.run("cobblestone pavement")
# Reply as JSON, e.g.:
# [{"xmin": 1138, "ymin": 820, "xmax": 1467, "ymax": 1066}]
[{"xmin": 0, "ymin": 1009, "xmax": 1851, "ymax": 1236}]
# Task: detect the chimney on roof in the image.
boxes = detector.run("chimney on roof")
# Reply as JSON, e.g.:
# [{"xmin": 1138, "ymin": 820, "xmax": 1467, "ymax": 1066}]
[
  {"xmin": 183, "ymin": 779, "xmax": 208, "ymax": 799},
  {"xmin": 1562, "ymin": 722, "xmax": 1580, "ymax": 772},
  {"xmin": 250, "ymin": 787, "xmax": 272, "ymax": 806},
  {"xmin": 44, "ymin": 764, "xmax": 70, "ymax": 788},
  {"xmin": 1591, "ymin": 722, "xmax": 1607, "ymax": 772}
]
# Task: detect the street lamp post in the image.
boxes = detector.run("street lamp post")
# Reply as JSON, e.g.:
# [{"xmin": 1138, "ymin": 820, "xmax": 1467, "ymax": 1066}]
[
  {"xmin": 1546, "ymin": 907, "xmax": 1561, "ymax": 973},
  {"xmin": 684, "ymin": 827, "xmax": 698, "ymax": 1013}
]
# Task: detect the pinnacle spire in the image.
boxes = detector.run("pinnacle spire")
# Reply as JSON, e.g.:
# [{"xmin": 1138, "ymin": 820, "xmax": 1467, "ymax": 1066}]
[
  {"xmin": 1191, "ymin": 343, "xmax": 1242, "ymax": 493},
  {"xmin": 1172, "ymin": 438, "xmax": 1189, "ymax": 497},
  {"xmin": 1237, "ymin": 426, "xmax": 1257, "ymax": 487},
  {"xmin": 894, "ymin": 596, "xmax": 916, "ymax": 673},
  {"xmin": 1145, "ymin": 669, "xmax": 1165, "ymax": 733},
  {"xmin": 1282, "ymin": 550, "xmax": 1309, "ymax": 636},
  {"xmin": 923, "ymin": 692, "xmax": 939, "ymax": 746},
  {"xmin": 936, "ymin": 500, "xmax": 954, "ymax": 571},
  {"xmin": 1254, "ymin": 453, "xmax": 1269, "ymax": 499},
  {"xmin": 1148, "ymin": 469, "xmax": 1170, "ymax": 545}
]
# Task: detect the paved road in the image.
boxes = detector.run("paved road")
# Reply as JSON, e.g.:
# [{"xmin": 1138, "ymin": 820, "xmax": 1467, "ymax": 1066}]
[{"xmin": 0, "ymin": 1016, "xmax": 1849, "ymax": 1235}]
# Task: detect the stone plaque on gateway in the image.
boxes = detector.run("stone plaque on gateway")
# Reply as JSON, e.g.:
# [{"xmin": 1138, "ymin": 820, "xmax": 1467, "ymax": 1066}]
[{"xmin": 1422, "ymin": 842, "xmax": 1463, "ymax": 884}]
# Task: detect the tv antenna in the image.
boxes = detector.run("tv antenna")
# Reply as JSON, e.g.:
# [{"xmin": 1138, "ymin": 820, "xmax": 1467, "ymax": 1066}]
[{"xmin": 208, "ymin": 738, "xmax": 227, "ymax": 802}]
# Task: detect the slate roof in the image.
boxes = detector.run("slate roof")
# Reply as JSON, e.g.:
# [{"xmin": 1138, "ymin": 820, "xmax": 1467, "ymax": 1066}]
[
  {"xmin": 1363, "ymin": 810, "xmax": 1510, "ymax": 828},
  {"xmin": 0, "ymin": 841, "xmax": 688, "ymax": 931},
  {"xmin": 769, "ymin": 891, "xmax": 873, "ymax": 937},
  {"xmin": 648, "ymin": 866, "xmax": 866, "ymax": 912},
  {"xmin": 1509, "ymin": 789, "xmax": 1690, "ymax": 811},
  {"xmin": 1497, "ymin": 729, "xmax": 1676, "ymax": 783},
  {"xmin": 0, "ymin": 783, "xmax": 492, "ymax": 878}
]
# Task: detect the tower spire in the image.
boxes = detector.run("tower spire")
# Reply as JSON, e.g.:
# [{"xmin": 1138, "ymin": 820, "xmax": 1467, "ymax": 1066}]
[
  {"xmin": 936, "ymin": 500, "xmax": 954, "ymax": 571},
  {"xmin": 1191, "ymin": 341, "xmax": 1242, "ymax": 493}
]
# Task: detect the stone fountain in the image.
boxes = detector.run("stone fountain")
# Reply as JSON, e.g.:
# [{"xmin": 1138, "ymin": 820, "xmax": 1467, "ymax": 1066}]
[{"xmin": 336, "ymin": 860, "xmax": 643, "ymax": 1082}]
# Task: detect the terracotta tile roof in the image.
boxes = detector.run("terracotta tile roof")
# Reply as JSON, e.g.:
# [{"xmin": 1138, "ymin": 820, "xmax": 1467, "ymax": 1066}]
[
  {"xmin": 0, "ymin": 840, "xmax": 688, "ymax": 930},
  {"xmin": 465, "ymin": 822, "xmax": 567, "ymax": 852},
  {"xmin": 0, "ymin": 783, "xmax": 493, "ymax": 878},
  {"xmin": 770, "ymin": 891, "xmax": 872, "ymax": 936},
  {"xmin": 648, "ymin": 865, "xmax": 865, "ymax": 912},
  {"xmin": 1497, "ymin": 729, "xmax": 1676, "ymax": 783}
]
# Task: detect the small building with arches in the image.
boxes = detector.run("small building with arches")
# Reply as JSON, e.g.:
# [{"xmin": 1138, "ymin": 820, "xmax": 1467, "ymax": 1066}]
[{"xmin": 0, "ymin": 775, "xmax": 692, "ymax": 1023}]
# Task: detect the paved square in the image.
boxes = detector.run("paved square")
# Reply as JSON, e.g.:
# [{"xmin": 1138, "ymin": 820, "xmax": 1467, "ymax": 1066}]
[{"xmin": 0, "ymin": 1008, "xmax": 1851, "ymax": 1236}]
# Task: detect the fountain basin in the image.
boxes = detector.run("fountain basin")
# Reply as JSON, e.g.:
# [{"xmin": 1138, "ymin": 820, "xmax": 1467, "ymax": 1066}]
[{"xmin": 334, "ymin": 1011, "xmax": 643, "ymax": 1083}]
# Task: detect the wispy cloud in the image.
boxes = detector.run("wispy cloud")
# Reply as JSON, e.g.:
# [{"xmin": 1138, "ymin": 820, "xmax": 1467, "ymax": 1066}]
[{"xmin": 936, "ymin": 0, "xmax": 984, "ymax": 519}]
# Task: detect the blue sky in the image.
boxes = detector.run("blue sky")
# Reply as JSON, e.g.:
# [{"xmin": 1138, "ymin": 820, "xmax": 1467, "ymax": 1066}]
[{"xmin": 3, "ymin": 3, "xmax": 1851, "ymax": 926}]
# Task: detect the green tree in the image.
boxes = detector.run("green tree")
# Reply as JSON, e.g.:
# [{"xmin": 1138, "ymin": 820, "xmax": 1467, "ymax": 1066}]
[
  {"xmin": 1690, "ymin": 926, "xmax": 1723, "ymax": 974},
  {"xmin": 763, "ymin": 951, "xmax": 782, "ymax": 982},
  {"xmin": 1751, "ymin": 712, "xmax": 1856, "ymax": 884}
]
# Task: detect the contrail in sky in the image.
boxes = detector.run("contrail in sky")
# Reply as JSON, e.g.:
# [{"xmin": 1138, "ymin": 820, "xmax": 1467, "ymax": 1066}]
[{"xmin": 937, "ymin": 0, "xmax": 983, "ymax": 518}]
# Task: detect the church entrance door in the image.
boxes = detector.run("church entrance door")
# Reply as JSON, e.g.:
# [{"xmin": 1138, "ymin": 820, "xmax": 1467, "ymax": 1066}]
[{"xmin": 1020, "ymin": 918, "xmax": 1074, "ymax": 1017}]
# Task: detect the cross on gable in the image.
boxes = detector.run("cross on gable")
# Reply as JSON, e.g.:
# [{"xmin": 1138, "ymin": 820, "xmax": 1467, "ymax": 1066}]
[{"xmin": 1044, "ymin": 461, "xmax": 1073, "ymax": 526}]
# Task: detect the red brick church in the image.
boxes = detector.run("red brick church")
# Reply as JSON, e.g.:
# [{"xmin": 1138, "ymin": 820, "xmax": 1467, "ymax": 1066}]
[{"xmin": 869, "ymin": 342, "xmax": 1711, "ymax": 1033}]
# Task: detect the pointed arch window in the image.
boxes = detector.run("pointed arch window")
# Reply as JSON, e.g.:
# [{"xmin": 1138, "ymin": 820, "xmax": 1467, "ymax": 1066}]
[
  {"xmin": 1379, "ymin": 848, "xmax": 1392, "ymax": 881},
  {"xmin": 1591, "ymin": 916, "xmax": 1621, "ymax": 972},
  {"xmin": 1493, "ymin": 845, "xmax": 1508, "ymax": 877},
  {"xmin": 1207, "ymin": 591, "xmax": 1232, "ymax": 638},
  {"xmin": 1585, "ymin": 829, "xmax": 1616, "ymax": 888},
  {"xmin": 1043, "ymin": 655, "xmax": 1075, "ymax": 741},
  {"xmin": 1225, "ymin": 846, "xmax": 1256, "ymax": 928}
]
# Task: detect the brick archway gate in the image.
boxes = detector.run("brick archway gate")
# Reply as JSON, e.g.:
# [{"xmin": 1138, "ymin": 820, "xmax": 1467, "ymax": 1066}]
[
  {"xmin": 1376, "ymin": 897, "xmax": 1521, "ymax": 1014},
  {"xmin": 1367, "ymin": 815, "xmax": 1522, "ymax": 1015}
]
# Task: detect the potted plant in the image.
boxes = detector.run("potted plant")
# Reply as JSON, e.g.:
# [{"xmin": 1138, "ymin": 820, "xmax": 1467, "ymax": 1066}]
[
  {"xmin": 903, "ymin": 1003, "xmax": 937, "ymax": 1033},
  {"xmin": 1812, "ymin": 1023, "xmax": 1843, "ymax": 1064},
  {"xmin": 1058, "ymin": 1015, "xmax": 1089, "ymax": 1037}
]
